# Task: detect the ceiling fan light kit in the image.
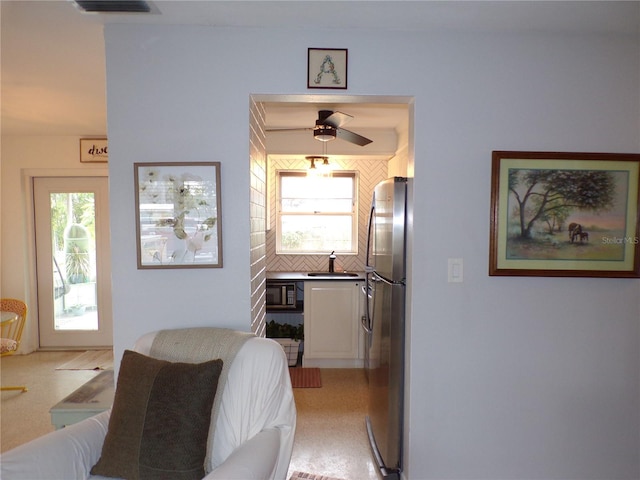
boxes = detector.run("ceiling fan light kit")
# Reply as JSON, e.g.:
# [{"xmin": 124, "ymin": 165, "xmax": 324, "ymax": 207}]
[{"xmin": 313, "ymin": 126, "xmax": 336, "ymax": 142}]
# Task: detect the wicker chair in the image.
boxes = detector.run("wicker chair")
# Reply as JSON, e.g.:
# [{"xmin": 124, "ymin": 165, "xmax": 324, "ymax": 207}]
[{"xmin": 1, "ymin": 298, "xmax": 28, "ymax": 392}]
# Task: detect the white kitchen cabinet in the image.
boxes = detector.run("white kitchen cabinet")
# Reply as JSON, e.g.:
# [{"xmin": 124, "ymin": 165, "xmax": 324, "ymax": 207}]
[{"xmin": 303, "ymin": 281, "xmax": 363, "ymax": 368}]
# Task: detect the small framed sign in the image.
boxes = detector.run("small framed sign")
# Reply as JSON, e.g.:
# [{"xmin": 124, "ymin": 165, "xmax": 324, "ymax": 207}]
[
  {"xmin": 80, "ymin": 138, "xmax": 108, "ymax": 163},
  {"xmin": 307, "ymin": 48, "xmax": 347, "ymax": 89}
]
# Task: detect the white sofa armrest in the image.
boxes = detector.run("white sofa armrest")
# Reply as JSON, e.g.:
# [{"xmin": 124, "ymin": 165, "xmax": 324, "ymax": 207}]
[
  {"xmin": 204, "ymin": 427, "xmax": 281, "ymax": 480},
  {"xmin": 0, "ymin": 410, "xmax": 109, "ymax": 480}
]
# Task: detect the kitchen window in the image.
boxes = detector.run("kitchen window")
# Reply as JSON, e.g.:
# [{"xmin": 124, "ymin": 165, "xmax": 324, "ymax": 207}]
[{"xmin": 276, "ymin": 170, "xmax": 358, "ymax": 254}]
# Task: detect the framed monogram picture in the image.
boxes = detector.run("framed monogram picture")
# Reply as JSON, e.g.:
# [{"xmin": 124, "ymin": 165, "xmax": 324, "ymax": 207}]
[{"xmin": 307, "ymin": 48, "xmax": 347, "ymax": 89}]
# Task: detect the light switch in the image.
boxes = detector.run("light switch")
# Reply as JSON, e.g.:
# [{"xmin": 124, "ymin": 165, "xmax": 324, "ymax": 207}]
[{"xmin": 448, "ymin": 258, "xmax": 463, "ymax": 283}]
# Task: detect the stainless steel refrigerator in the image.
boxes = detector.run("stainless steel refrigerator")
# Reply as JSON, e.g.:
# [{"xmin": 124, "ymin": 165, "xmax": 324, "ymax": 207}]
[{"xmin": 363, "ymin": 176, "xmax": 408, "ymax": 480}]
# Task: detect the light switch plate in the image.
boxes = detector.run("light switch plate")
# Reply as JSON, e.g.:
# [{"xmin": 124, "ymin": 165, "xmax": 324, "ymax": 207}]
[{"xmin": 448, "ymin": 258, "xmax": 463, "ymax": 283}]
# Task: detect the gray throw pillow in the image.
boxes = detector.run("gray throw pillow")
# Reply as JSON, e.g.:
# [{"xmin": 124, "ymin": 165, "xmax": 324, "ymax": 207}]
[{"xmin": 91, "ymin": 350, "xmax": 223, "ymax": 480}]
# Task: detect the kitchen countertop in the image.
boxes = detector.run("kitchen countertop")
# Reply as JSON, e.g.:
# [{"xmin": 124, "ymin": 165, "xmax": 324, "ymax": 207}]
[{"xmin": 267, "ymin": 271, "xmax": 365, "ymax": 281}]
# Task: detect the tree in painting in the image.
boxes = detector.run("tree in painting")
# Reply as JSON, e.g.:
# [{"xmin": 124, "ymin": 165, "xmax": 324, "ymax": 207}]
[{"xmin": 508, "ymin": 169, "xmax": 616, "ymax": 239}]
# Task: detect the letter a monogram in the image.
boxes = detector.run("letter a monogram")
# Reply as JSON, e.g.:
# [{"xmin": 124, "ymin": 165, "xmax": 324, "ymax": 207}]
[{"xmin": 314, "ymin": 55, "xmax": 341, "ymax": 85}]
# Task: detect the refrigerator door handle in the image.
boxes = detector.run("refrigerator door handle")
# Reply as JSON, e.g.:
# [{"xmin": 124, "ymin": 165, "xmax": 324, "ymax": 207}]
[
  {"xmin": 366, "ymin": 417, "xmax": 401, "ymax": 480},
  {"xmin": 373, "ymin": 271, "xmax": 394, "ymax": 286},
  {"xmin": 365, "ymin": 198, "xmax": 375, "ymax": 269},
  {"xmin": 361, "ymin": 274, "xmax": 373, "ymax": 334}
]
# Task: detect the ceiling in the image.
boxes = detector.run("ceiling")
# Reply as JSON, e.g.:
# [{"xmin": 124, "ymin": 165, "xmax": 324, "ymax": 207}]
[{"xmin": 2, "ymin": 1, "xmax": 638, "ymax": 143}]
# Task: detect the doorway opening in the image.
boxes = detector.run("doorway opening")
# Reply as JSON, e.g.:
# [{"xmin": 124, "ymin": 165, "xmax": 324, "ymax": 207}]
[
  {"xmin": 249, "ymin": 94, "xmax": 413, "ymax": 479},
  {"xmin": 250, "ymin": 93, "xmax": 413, "ymax": 331}
]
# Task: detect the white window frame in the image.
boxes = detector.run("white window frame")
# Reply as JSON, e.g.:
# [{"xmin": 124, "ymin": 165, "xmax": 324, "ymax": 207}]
[{"xmin": 276, "ymin": 170, "xmax": 359, "ymax": 255}]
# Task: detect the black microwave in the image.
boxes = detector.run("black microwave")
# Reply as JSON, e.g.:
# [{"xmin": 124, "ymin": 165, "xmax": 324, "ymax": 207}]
[{"xmin": 266, "ymin": 281, "xmax": 299, "ymax": 310}]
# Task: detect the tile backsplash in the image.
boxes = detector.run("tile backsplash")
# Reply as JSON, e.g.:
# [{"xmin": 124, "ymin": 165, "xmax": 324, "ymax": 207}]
[{"xmin": 249, "ymin": 99, "xmax": 267, "ymax": 336}]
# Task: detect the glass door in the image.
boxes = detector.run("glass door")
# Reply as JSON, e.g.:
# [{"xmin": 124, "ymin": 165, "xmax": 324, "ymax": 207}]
[{"xmin": 34, "ymin": 177, "xmax": 112, "ymax": 348}]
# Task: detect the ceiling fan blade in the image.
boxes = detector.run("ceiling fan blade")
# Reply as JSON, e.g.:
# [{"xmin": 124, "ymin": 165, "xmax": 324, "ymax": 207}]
[
  {"xmin": 265, "ymin": 127, "xmax": 313, "ymax": 133},
  {"xmin": 320, "ymin": 111, "xmax": 353, "ymax": 129},
  {"xmin": 336, "ymin": 127, "xmax": 372, "ymax": 146}
]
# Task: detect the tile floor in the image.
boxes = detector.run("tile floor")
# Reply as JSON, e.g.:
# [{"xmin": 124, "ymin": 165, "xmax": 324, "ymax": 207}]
[
  {"xmin": 0, "ymin": 352, "xmax": 377, "ymax": 479},
  {"xmin": 0, "ymin": 351, "xmax": 99, "ymax": 453},
  {"xmin": 288, "ymin": 368, "xmax": 378, "ymax": 479}
]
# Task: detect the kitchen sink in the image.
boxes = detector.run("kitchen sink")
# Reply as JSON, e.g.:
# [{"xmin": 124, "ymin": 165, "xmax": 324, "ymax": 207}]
[{"xmin": 306, "ymin": 272, "xmax": 360, "ymax": 277}]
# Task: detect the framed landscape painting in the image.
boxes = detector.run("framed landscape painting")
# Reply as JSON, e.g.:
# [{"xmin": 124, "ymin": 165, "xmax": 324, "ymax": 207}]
[
  {"xmin": 134, "ymin": 162, "xmax": 223, "ymax": 269},
  {"xmin": 489, "ymin": 151, "xmax": 640, "ymax": 278}
]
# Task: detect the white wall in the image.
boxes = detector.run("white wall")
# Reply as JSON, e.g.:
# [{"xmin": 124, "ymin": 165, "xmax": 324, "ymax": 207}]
[
  {"xmin": 409, "ymin": 31, "xmax": 640, "ymax": 480},
  {"xmin": 104, "ymin": 23, "xmax": 639, "ymax": 480}
]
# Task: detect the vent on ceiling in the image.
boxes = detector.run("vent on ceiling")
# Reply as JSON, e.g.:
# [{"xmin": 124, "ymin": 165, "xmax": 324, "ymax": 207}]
[{"xmin": 74, "ymin": 1, "xmax": 151, "ymax": 13}]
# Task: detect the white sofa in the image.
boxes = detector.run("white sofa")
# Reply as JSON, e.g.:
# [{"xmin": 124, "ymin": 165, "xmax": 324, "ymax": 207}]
[{"xmin": 0, "ymin": 330, "xmax": 296, "ymax": 480}]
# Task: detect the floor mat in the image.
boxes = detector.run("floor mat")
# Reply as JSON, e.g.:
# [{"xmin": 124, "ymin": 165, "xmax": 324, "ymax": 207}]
[
  {"xmin": 56, "ymin": 350, "xmax": 113, "ymax": 370},
  {"xmin": 289, "ymin": 472, "xmax": 345, "ymax": 480},
  {"xmin": 289, "ymin": 367, "xmax": 322, "ymax": 388}
]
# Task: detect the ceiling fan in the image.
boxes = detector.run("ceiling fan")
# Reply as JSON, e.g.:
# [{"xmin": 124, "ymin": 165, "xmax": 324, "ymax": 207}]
[{"xmin": 266, "ymin": 110, "xmax": 373, "ymax": 147}]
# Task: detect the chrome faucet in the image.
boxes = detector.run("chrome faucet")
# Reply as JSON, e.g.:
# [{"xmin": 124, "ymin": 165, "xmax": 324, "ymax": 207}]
[{"xmin": 328, "ymin": 251, "xmax": 336, "ymax": 272}]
